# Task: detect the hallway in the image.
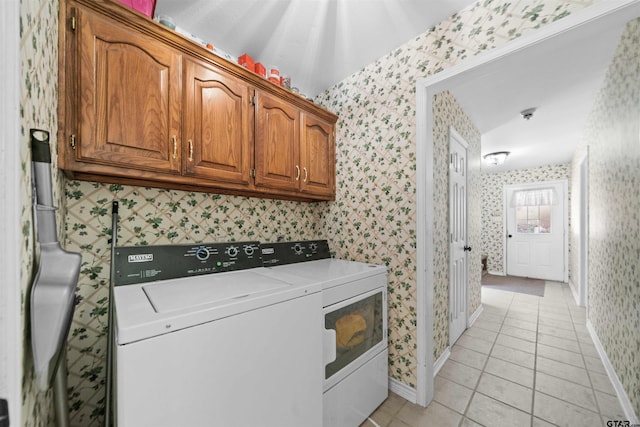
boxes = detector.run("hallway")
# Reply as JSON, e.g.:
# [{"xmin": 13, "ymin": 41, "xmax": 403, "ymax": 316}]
[{"xmin": 364, "ymin": 282, "xmax": 626, "ymax": 426}]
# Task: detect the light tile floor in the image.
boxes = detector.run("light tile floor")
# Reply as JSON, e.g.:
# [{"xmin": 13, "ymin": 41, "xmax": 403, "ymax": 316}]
[{"xmin": 363, "ymin": 281, "xmax": 628, "ymax": 427}]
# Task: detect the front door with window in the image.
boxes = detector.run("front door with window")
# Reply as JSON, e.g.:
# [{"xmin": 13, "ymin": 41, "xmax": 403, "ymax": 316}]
[{"xmin": 505, "ymin": 181, "xmax": 567, "ymax": 281}]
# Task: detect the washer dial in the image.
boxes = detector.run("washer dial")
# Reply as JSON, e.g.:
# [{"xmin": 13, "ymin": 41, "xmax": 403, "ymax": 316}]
[
  {"xmin": 226, "ymin": 246, "xmax": 239, "ymax": 258},
  {"xmin": 195, "ymin": 247, "xmax": 210, "ymax": 261}
]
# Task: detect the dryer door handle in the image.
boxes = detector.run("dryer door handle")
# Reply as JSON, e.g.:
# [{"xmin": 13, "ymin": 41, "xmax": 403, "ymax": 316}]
[{"xmin": 323, "ymin": 328, "xmax": 336, "ymax": 365}]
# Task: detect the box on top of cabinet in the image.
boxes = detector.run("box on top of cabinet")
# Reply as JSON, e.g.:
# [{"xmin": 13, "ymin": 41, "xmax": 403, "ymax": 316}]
[{"xmin": 115, "ymin": 0, "xmax": 156, "ymax": 18}]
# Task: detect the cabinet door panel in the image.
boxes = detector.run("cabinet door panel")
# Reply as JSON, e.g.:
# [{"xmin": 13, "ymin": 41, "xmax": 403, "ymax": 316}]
[
  {"xmin": 77, "ymin": 8, "xmax": 181, "ymax": 173},
  {"xmin": 184, "ymin": 60, "xmax": 252, "ymax": 185},
  {"xmin": 255, "ymin": 92, "xmax": 299, "ymax": 191},
  {"xmin": 300, "ymin": 112, "xmax": 335, "ymax": 197}
]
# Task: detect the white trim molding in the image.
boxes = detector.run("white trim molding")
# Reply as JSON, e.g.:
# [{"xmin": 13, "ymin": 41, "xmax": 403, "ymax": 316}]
[
  {"xmin": 388, "ymin": 378, "xmax": 417, "ymax": 404},
  {"xmin": 468, "ymin": 305, "xmax": 483, "ymax": 328},
  {"xmin": 433, "ymin": 348, "xmax": 451, "ymax": 378},
  {"xmin": 587, "ymin": 320, "xmax": 639, "ymax": 424},
  {"xmin": 568, "ymin": 278, "xmax": 581, "ymax": 307}
]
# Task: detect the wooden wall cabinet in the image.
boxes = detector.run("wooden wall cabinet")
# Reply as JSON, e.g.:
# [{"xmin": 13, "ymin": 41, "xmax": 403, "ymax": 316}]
[
  {"xmin": 58, "ymin": 0, "xmax": 337, "ymax": 201},
  {"xmin": 183, "ymin": 58, "xmax": 253, "ymax": 187},
  {"xmin": 254, "ymin": 92, "xmax": 336, "ymax": 199},
  {"xmin": 68, "ymin": 5, "xmax": 183, "ymax": 176}
]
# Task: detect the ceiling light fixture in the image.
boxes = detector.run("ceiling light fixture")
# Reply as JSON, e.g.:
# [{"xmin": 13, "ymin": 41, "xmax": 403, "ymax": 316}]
[
  {"xmin": 483, "ymin": 151, "xmax": 510, "ymax": 166},
  {"xmin": 520, "ymin": 108, "xmax": 536, "ymax": 120}
]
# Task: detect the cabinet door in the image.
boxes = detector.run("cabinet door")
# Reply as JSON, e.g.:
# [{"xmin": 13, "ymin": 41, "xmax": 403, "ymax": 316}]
[
  {"xmin": 300, "ymin": 112, "xmax": 335, "ymax": 198},
  {"xmin": 184, "ymin": 59, "xmax": 252, "ymax": 185},
  {"xmin": 76, "ymin": 7, "xmax": 181, "ymax": 173},
  {"xmin": 254, "ymin": 91, "xmax": 300, "ymax": 191}
]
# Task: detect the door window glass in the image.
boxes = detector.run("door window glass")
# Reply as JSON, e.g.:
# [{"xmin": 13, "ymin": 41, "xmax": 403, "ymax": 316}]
[
  {"xmin": 325, "ymin": 291, "xmax": 383, "ymax": 379},
  {"xmin": 514, "ymin": 189, "xmax": 554, "ymax": 234}
]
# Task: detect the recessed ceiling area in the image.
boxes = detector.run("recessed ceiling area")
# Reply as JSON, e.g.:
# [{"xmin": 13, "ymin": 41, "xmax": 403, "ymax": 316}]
[
  {"xmin": 446, "ymin": 1, "xmax": 640, "ymax": 172},
  {"xmin": 154, "ymin": 0, "xmax": 475, "ymax": 98}
]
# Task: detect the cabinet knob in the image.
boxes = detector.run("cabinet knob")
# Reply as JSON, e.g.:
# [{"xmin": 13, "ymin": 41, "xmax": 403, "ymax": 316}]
[
  {"xmin": 172, "ymin": 135, "xmax": 177, "ymax": 159},
  {"xmin": 188, "ymin": 140, "xmax": 194, "ymax": 162},
  {"xmin": 303, "ymin": 167, "xmax": 308, "ymax": 182},
  {"xmin": 295, "ymin": 165, "xmax": 300, "ymax": 181}
]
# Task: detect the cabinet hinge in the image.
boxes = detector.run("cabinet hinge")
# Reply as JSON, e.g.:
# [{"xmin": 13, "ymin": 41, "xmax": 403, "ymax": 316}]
[
  {"xmin": 250, "ymin": 168, "xmax": 256, "ymax": 178},
  {"xmin": 69, "ymin": 134, "xmax": 77, "ymax": 150},
  {"xmin": 250, "ymin": 95, "xmax": 256, "ymax": 106},
  {"xmin": 70, "ymin": 16, "xmax": 76, "ymax": 31}
]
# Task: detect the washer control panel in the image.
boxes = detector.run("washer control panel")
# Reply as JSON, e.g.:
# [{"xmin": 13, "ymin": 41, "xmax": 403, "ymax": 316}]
[
  {"xmin": 261, "ymin": 240, "xmax": 331, "ymax": 266},
  {"xmin": 114, "ymin": 241, "xmax": 262, "ymax": 285}
]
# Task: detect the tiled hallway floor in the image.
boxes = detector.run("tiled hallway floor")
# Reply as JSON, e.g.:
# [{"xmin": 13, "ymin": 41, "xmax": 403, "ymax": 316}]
[{"xmin": 364, "ymin": 281, "xmax": 627, "ymax": 427}]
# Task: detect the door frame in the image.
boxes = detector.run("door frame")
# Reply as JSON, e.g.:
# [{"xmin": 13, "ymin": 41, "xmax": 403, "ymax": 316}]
[
  {"xmin": 503, "ymin": 180, "xmax": 568, "ymax": 282},
  {"xmin": 0, "ymin": 0, "xmax": 23, "ymax": 424},
  {"xmin": 578, "ymin": 151, "xmax": 589, "ymax": 308},
  {"xmin": 415, "ymin": 0, "xmax": 635, "ymax": 407},
  {"xmin": 448, "ymin": 127, "xmax": 469, "ymax": 346}
]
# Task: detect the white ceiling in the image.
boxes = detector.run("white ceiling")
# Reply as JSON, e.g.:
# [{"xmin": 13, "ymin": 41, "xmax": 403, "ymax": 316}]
[
  {"xmin": 446, "ymin": 2, "xmax": 640, "ymax": 172},
  {"xmin": 155, "ymin": 1, "xmax": 640, "ymax": 173},
  {"xmin": 154, "ymin": 0, "xmax": 474, "ymax": 98}
]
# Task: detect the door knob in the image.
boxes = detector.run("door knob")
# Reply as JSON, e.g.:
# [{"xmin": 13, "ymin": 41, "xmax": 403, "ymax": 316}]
[
  {"xmin": 508, "ymin": 234, "xmax": 513, "ymax": 238},
  {"xmin": 463, "ymin": 246, "xmax": 472, "ymax": 252}
]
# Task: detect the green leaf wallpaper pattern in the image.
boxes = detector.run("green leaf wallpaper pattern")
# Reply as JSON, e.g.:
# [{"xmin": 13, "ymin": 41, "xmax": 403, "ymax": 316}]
[
  {"xmin": 20, "ymin": 0, "xmax": 600, "ymax": 425},
  {"xmin": 578, "ymin": 18, "xmax": 640, "ymax": 416},
  {"xmin": 64, "ymin": 182, "xmax": 330, "ymax": 425}
]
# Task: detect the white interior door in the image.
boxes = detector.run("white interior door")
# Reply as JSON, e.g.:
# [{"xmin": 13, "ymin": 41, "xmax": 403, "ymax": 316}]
[
  {"xmin": 449, "ymin": 128, "xmax": 468, "ymax": 346},
  {"xmin": 505, "ymin": 181, "xmax": 567, "ymax": 281}
]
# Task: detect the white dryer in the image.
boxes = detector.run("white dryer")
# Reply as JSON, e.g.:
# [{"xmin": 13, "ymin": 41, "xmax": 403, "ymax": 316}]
[
  {"xmin": 112, "ymin": 241, "xmax": 323, "ymax": 427},
  {"xmin": 262, "ymin": 241, "xmax": 388, "ymax": 427}
]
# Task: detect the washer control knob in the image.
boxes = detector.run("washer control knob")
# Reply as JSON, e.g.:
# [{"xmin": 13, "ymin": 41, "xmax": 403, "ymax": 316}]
[
  {"xmin": 244, "ymin": 246, "xmax": 255, "ymax": 256},
  {"xmin": 195, "ymin": 247, "xmax": 210, "ymax": 261},
  {"xmin": 293, "ymin": 243, "xmax": 303, "ymax": 255},
  {"xmin": 309, "ymin": 242, "xmax": 318, "ymax": 252},
  {"xmin": 226, "ymin": 246, "xmax": 239, "ymax": 258}
]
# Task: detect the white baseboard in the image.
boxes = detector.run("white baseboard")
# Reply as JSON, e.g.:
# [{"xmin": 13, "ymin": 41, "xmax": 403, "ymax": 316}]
[
  {"xmin": 468, "ymin": 305, "xmax": 483, "ymax": 327},
  {"xmin": 388, "ymin": 346, "xmax": 452, "ymax": 406},
  {"xmin": 568, "ymin": 279, "xmax": 580, "ymax": 306},
  {"xmin": 586, "ymin": 320, "xmax": 639, "ymax": 424},
  {"xmin": 388, "ymin": 377, "xmax": 417, "ymax": 404},
  {"xmin": 487, "ymin": 270, "xmax": 505, "ymax": 276},
  {"xmin": 434, "ymin": 347, "xmax": 451, "ymax": 378}
]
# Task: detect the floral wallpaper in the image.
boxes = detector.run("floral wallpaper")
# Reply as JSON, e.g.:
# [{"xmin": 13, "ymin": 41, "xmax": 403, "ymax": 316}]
[
  {"xmin": 15, "ymin": 0, "xmax": 601, "ymax": 425},
  {"xmin": 432, "ymin": 92, "xmax": 483, "ymax": 359},
  {"xmin": 316, "ymin": 0, "xmax": 594, "ymax": 389},
  {"xmin": 64, "ymin": 183, "xmax": 330, "ymax": 425},
  {"xmin": 579, "ymin": 17, "xmax": 640, "ymax": 416},
  {"xmin": 19, "ymin": 0, "xmax": 63, "ymax": 424},
  {"xmin": 481, "ymin": 164, "xmax": 571, "ymax": 274}
]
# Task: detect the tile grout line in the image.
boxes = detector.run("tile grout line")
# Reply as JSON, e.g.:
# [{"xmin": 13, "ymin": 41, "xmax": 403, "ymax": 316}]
[
  {"xmin": 457, "ymin": 292, "xmax": 519, "ymax": 427},
  {"xmin": 530, "ymin": 287, "xmax": 542, "ymax": 427},
  {"xmin": 565, "ymin": 285, "xmax": 607, "ymax": 425},
  {"xmin": 455, "ymin": 295, "xmax": 510, "ymax": 427}
]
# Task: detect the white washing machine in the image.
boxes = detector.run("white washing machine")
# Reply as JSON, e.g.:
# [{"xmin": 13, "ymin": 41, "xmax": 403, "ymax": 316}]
[
  {"xmin": 112, "ymin": 241, "xmax": 323, "ymax": 427},
  {"xmin": 262, "ymin": 241, "xmax": 388, "ymax": 427}
]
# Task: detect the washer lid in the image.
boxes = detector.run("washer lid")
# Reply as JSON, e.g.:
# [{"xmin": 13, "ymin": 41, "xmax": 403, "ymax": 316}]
[
  {"xmin": 114, "ymin": 267, "xmax": 321, "ymax": 344},
  {"xmin": 144, "ymin": 271, "xmax": 288, "ymax": 313}
]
